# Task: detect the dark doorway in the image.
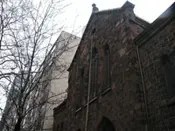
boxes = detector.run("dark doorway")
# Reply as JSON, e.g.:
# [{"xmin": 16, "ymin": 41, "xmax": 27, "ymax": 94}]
[{"xmin": 97, "ymin": 117, "xmax": 115, "ymax": 131}]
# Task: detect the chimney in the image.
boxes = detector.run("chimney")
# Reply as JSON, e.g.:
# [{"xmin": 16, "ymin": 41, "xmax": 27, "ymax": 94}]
[
  {"xmin": 92, "ymin": 3, "xmax": 99, "ymax": 13},
  {"xmin": 122, "ymin": 1, "xmax": 135, "ymax": 20}
]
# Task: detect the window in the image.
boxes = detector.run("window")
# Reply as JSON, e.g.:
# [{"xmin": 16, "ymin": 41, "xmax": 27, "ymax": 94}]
[
  {"xmin": 103, "ymin": 44, "xmax": 111, "ymax": 91},
  {"xmin": 97, "ymin": 117, "xmax": 115, "ymax": 131},
  {"xmin": 90, "ymin": 47, "xmax": 99, "ymax": 99},
  {"xmin": 75, "ymin": 66, "xmax": 84, "ymax": 109},
  {"xmin": 61, "ymin": 122, "xmax": 64, "ymax": 131},
  {"xmin": 80, "ymin": 67, "xmax": 84, "ymax": 78},
  {"xmin": 92, "ymin": 28, "xmax": 96, "ymax": 34},
  {"xmin": 80, "ymin": 66, "xmax": 84, "ymax": 104},
  {"xmin": 161, "ymin": 54, "xmax": 175, "ymax": 96},
  {"xmin": 57, "ymin": 124, "xmax": 60, "ymax": 131}
]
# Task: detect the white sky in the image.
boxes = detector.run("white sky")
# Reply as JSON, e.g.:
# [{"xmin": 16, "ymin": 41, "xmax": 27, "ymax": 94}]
[{"xmin": 61, "ymin": 0, "xmax": 174, "ymax": 34}]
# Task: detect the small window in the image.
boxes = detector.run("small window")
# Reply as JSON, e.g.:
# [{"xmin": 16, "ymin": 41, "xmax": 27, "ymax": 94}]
[
  {"xmin": 92, "ymin": 47, "xmax": 98, "ymax": 57},
  {"xmin": 57, "ymin": 124, "xmax": 60, "ymax": 131},
  {"xmin": 61, "ymin": 122, "xmax": 64, "ymax": 131},
  {"xmin": 80, "ymin": 66, "xmax": 84, "ymax": 78},
  {"xmin": 90, "ymin": 47, "xmax": 99, "ymax": 99},
  {"xmin": 161, "ymin": 54, "xmax": 175, "ymax": 96},
  {"xmin": 92, "ymin": 28, "xmax": 96, "ymax": 34},
  {"xmin": 103, "ymin": 44, "xmax": 111, "ymax": 91}
]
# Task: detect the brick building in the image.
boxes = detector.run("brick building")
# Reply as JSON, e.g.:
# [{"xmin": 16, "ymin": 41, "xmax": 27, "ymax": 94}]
[{"xmin": 53, "ymin": 1, "xmax": 175, "ymax": 131}]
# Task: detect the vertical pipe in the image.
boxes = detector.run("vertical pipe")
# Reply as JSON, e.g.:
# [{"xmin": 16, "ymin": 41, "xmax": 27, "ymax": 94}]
[
  {"xmin": 85, "ymin": 35, "xmax": 93, "ymax": 131},
  {"xmin": 136, "ymin": 46, "xmax": 149, "ymax": 131}
]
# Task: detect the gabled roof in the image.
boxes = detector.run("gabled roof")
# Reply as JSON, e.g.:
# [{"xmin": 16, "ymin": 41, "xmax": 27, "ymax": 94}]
[
  {"xmin": 68, "ymin": 1, "xmax": 149, "ymax": 71},
  {"xmin": 135, "ymin": 2, "xmax": 175, "ymax": 46}
]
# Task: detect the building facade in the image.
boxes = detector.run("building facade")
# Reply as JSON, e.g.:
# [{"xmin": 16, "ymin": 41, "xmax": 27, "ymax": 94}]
[
  {"xmin": 0, "ymin": 71, "xmax": 33, "ymax": 131},
  {"xmin": 39, "ymin": 31, "xmax": 80, "ymax": 131},
  {"xmin": 53, "ymin": 1, "xmax": 175, "ymax": 131}
]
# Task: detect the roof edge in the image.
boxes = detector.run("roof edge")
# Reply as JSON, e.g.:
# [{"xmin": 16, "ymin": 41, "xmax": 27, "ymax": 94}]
[
  {"xmin": 135, "ymin": 2, "xmax": 175, "ymax": 46},
  {"xmin": 67, "ymin": 1, "xmax": 136, "ymax": 71},
  {"xmin": 67, "ymin": 13, "xmax": 95, "ymax": 71}
]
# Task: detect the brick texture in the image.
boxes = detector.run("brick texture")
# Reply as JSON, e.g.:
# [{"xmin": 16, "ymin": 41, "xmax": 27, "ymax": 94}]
[{"xmin": 53, "ymin": 2, "xmax": 175, "ymax": 131}]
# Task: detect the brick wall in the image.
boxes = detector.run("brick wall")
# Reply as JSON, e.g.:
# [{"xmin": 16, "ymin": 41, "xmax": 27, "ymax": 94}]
[
  {"xmin": 53, "ymin": 3, "xmax": 148, "ymax": 131},
  {"xmin": 53, "ymin": 2, "xmax": 175, "ymax": 131},
  {"xmin": 138, "ymin": 19, "xmax": 175, "ymax": 130}
]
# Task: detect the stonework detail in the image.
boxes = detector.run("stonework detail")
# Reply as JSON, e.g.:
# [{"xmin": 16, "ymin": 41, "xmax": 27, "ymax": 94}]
[{"xmin": 53, "ymin": 2, "xmax": 175, "ymax": 131}]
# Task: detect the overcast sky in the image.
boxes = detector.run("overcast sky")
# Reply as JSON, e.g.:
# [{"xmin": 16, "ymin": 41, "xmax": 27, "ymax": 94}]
[
  {"xmin": 61, "ymin": 0, "xmax": 174, "ymax": 35},
  {"xmin": 0, "ymin": 0, "xmax": 174, "ymax": 111}
]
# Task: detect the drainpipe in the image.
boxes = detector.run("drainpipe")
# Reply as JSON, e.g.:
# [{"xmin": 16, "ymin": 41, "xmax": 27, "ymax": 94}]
[
  {"xmin": 136, "ymin": 46, "xmax": 149, "ymax": 131},
  {"xmin": 85, "ymin": 33, "xmax": 94, "ymax": 131}
]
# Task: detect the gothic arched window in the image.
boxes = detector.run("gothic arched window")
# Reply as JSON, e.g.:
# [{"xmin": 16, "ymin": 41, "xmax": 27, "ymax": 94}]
[
  {"xmin": 90, "ymin": 47, "xmax": 99, "ymax": 99},
  {"xmin": 103, "ymin": 44, "xmax": 111, "ymax": 91},
  {"xmin": 161, "ymin": 54, "xmax": 175, "ymax": 96},
  {"xmin": 61, "ymin": 122, "xmax": 64, "ymax": 131},
  {"xmin": 56, "ymin": 124, "xmax": 60, "ymax": 131},
  {"xmin": 97, "ymin": 117, "xmax": 115, "ymax": 131}
]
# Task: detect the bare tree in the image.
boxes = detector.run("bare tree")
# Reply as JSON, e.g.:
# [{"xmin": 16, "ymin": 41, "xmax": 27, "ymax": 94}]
[{"xmin": 0, "ymin": 0, "xmax": 77, "ymax": 131}]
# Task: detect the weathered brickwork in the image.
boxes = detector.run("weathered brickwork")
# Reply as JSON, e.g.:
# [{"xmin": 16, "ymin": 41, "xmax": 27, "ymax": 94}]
[
  {"xmin": 53, "ymin": 2, "xmax": 175, "ymax": 131},
  {"xmin": 138, "ymin": 18, "xmax": 175, "ymax": 130}
]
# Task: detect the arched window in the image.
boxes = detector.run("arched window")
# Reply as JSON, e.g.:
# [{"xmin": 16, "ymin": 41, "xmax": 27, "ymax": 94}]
[
  {"xmin": 97, "ymin": 117, "xmax": 115, "ymax": 131},
  {"xmin": 103, "ymin": 44, "xmax": 111, "ymax": 91},
  {"xmin": 80, "ymin": 67, "xmax": 84, "ymax": 78},
  {"xmin": 61, "ymin": 122, "xmax": 64, "ymax": 131},
  {"xmin": 161, "ymin": 54, "xmax": 175, "ymax": 96},
  {"xmin": 57, "ymin": 124, "xmax": 60, "ymax": 131},
  {"xmin": 90, "ymin": 47, "xmax": 99, "ymax": 99}
]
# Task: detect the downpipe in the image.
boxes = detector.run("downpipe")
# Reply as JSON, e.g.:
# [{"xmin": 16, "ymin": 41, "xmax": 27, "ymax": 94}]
[
  {"xmin": 85, "ymin": 34, "xmax": 93, "ymax": 131},
  {"xmin": 136, "ymin": 46, "xmax": 149, "ymax": 131}
]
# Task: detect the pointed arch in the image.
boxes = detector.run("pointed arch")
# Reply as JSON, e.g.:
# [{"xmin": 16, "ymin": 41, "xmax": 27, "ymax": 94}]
[
  {"xmin": 161, "ymin": 54, "xmax": 175, "ymax": 96},
  {"xmin": 92, "ymin": 47, "xmax": 98, "ymax": 58},
  {"xmin": 104, "ymin": 44, "xmax": 110, "ymax": 55},
  {"xmin": 90, "ymin": 47, "xmax": 99, "ymax": 99},
  {"xmin": 97, "ymin": 117, "xmax": 115, "ymax": 131},
  {"xmin": 103, "ymin": 44, "xmax": 111, "ymax": 91}
]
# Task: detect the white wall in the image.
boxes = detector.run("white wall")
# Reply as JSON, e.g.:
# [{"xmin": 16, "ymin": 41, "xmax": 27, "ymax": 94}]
[{"xmin": 42, "ymin": 31, "xmax": 80, "ymax": 131}]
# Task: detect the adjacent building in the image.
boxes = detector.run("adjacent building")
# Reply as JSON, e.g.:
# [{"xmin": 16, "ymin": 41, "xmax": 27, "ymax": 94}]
[
  {"xmin": 0, "ymin": 31, "xmax": 80, "ymax": 131},
  {"xmin": 40, "ymin": 31, "xmax": 80, "ymax": 131},
  {"xmin": 53, "ymin": 1, "xmax": 175, "ymax": 131}
]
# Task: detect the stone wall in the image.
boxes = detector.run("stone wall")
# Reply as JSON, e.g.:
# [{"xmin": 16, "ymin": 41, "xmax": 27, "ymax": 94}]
[
  {"xmin": 54, "ymin": 17, "xmax": 175, "ymax": 131},
  {"xmin": 53, "ymin": 2, "xmax": 175, "ymax": 131},
  {"xmin": 53, "ymin": 2, "xmax": 149, "ymax": 131},
  {"xmin": 138, "ymin": 19, "xmax": 175, "ymax": 130}
]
